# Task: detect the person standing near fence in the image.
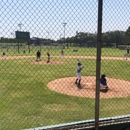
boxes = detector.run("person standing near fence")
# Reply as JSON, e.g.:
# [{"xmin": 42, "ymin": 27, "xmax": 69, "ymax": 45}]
[
  {"xmin": 46, "ymin": 52, "xmax": 50, "ymax": 63},
  {"xmin": 2, "ymin": 52, "xmax": 6, "ymax": 60},
  {"xmin": 126, "ymin": 47, "xmax": 129, "ymax": 56},
  {"xmin": 36, "ymin": 50, "xmax": 41, "ymax": 61}
]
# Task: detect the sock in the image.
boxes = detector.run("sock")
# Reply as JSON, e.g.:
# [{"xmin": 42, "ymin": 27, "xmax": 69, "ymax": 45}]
[
  {"xmin": 78, "ymin": 79, "xmax": 81, "ymax": 84},
  {"xmin": 75, "ymin": 79, "xmax": 78, "ymax": 83}
]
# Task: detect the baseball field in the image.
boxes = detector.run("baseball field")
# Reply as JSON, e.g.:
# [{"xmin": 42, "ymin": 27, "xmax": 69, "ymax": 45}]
[{"xmin": 0, "ymin": 46, "xmax": 130, "ymax": 130}]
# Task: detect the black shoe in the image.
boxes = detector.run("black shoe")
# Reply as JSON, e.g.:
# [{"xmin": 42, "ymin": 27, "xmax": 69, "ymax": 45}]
[{"xmin": 78, "ymin": 83, "xmax": 80, "ymax": 85}]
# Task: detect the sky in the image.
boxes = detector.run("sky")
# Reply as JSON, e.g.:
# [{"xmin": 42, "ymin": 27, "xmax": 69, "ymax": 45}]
[{"xmin": 0, "ymin": 0, "xmax": 130, "ymax": 40}]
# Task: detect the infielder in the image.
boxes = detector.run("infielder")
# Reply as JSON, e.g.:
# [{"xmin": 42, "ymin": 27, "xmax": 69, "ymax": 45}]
[
  {"xmin": 2, "ymin": 52, "xmax": 6, "ymax": 60},
  {"xmin": 36, "ymin": 50, "xmax": 41, "ymax": 61},
  {"xmin": 46, "ymin": 52, "xmax": 50, "ymax": 63},
  {"xmin": 61, "ymin": 50, "xmax": 64, "ymax": 56},
  {"xmin": 75, "ymin": 60, "xmax": 84, "ymax": 85}
]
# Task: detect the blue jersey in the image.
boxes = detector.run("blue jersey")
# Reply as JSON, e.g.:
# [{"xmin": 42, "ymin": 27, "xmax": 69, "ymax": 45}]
[{"xmin": 100, "ymin": 78, "xmax": 107, "ymax": 85}]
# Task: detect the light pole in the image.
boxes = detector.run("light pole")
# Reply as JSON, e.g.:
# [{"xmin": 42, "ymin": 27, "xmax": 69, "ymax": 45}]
[
  {"xmin": 18, "ymin": 23, "xmax": 23, "ymax": 31},
  {"xmin": 47, "ymin": 31, "xmax": 49, "ymax": 43},
  {"xmin": 76, "ymin": 31, "xmax": 78, "ymax": 47},
  {"xmin": 59, "ymin": 34, "xmax": 63, "ymax": 44},
  {"xmin": 10, "ymin": 32, "xmax": 14, "ymax": 45},
  {"xmin": 18, "ymin": 23, "xmax": 23, "ymax": 53},
  {"xmin": 60, "ymin": 34, "xmax": 62, "ymax": 39},
  {"xmin": 62, "ymin": 23, "xmax": 67, "ymax": 48}
]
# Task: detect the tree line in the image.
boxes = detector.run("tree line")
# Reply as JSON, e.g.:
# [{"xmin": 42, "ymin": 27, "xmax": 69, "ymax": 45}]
[{"xmin": 1, "ymin": 26, "xmax": 130, "ymax": 47}]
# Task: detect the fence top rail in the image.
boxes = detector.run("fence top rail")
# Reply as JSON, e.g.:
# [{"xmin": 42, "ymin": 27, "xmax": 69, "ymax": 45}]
[{"xmin": 24, "ymin": 114, "xmax": 130, "ymax": 130}]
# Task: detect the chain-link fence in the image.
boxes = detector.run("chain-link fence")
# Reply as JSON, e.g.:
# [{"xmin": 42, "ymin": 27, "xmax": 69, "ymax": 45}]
[{"xmin": 0, "ymin": 0, "xmax": 130, "ymax": 130}]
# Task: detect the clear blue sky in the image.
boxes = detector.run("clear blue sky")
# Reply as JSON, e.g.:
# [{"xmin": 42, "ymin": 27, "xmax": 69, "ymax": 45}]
[{"xmin": 0, "ymin": 0, "xmax": 130, "ymax": 40}]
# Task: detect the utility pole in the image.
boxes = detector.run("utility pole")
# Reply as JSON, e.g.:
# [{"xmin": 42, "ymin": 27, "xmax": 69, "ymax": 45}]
[
  {"xmin": 62, "ymin": 23, "xmax": 67, "ymax": 48},
  {"xmin": 18, "ymin": 23, "xmax": 23, "ymax": 53}
]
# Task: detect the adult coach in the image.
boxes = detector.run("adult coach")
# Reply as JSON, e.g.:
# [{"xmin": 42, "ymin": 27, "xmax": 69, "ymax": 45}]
[{"xmin": 36, "ymin": 50, "xmax": 41, "ymax": 61}]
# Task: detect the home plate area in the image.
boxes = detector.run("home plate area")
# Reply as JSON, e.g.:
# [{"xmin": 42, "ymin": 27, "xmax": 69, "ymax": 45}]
[{"xmin": 47, "ymin": 76, "xmax": 130, "ymax": 98}]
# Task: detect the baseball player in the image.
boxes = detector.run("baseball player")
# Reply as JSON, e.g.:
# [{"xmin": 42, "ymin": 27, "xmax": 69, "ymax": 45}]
[
  {"xmin": 124, "ymin": 52, "xmax": 127, "ymax": 60},
  {"xmin": 46, "ymin": 52, "xmax": 50, "ymax": 63},
  {"xmin": 2, "ymin": 52, "xmax": 6, "ymax": 60},
  {"xmin": 100, "ymin": 74, "xmax": 108, "ymax": 89},
  {"xmin": 36, "ymin": 50, "xmax": 41, "ymax": 61},
  {"xmin": 61, "ymin": 50, "xmax": 64, "ymax": 56},
  {"xmin": 75, "ymin": 60, "xmax": 84, "ymax": 85}
]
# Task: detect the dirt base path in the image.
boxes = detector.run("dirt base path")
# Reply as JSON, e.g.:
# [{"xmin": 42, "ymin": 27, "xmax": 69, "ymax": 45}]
[{"xmin": 0, "ymin": 55, "xmax": 130, "ymax": 61}]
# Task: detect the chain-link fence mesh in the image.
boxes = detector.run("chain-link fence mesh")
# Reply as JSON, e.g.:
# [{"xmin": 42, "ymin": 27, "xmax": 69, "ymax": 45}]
[{"xmin": 0, "ymin": 0, "xmax": 130, "ymax": 130}]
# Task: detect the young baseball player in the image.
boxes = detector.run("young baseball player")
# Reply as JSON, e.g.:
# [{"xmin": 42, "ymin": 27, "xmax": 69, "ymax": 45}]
[
  {"xmin": 100, "ymin": 74, "xmax": 108, "ymax": 89},
  {"xmin": 124, "ymin": 52, "xmax": 127, "ymax": 60},
  {"xmin": 75, "ymin": 60, "xmax": 84, "ymax": 85},
  {"xmin": 47, "ymin": 52, "xmax": 50, "ymax": 63},
  {"xmin": 36, "ymin": 50, "xmax": 41, "ymax": 61},
  {"xmin": 126, "ymin": 47, "xmax": 129, "ymax": 56},
  {"xmin": 60, "ymin": 50, "xmax": 64, "ymax": 56}
]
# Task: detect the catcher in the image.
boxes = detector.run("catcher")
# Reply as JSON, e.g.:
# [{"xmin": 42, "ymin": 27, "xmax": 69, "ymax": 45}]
[{"xmin": 100, "ymin": 74, "xmax": 108, "ymax": 89}]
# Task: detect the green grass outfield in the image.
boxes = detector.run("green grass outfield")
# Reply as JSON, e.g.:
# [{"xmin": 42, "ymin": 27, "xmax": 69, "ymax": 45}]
[
  {"xmin": 0, "ymin": 47, "xmax": 130, "ymax": 130},
  {"xmin": 0, "ymin": 45, "xmax": 128, "ymax": 56}
]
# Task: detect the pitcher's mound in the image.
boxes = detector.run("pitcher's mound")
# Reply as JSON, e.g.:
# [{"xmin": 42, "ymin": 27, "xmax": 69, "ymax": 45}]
[{"xmin": 47, "ymin": 76, "xmax": 130, "ymax": 98}]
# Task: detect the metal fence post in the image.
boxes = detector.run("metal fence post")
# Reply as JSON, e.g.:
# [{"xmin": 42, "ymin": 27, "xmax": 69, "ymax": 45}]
[{"xmin": 95, "ymin": 0, "xmax": 103, "ymax": 130}]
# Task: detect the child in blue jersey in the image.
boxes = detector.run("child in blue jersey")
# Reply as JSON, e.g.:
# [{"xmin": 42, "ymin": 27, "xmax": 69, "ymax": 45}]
[
  {"xmin": 100, "ymin": 74, "xmax": 108, "ymax": 89},
  {"xmin": 75, "ymin": 61, "xmax": 84, "ymax": 85}
]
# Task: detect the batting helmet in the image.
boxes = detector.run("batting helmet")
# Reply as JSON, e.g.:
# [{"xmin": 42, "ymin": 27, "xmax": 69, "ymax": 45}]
[
  {"xmin": 78, "ymin": 62, "xmax": 82, "ymax": 66},
  {"xmin": 101, "ymin": 74, "xmax": 106, "ymax": 78}
]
